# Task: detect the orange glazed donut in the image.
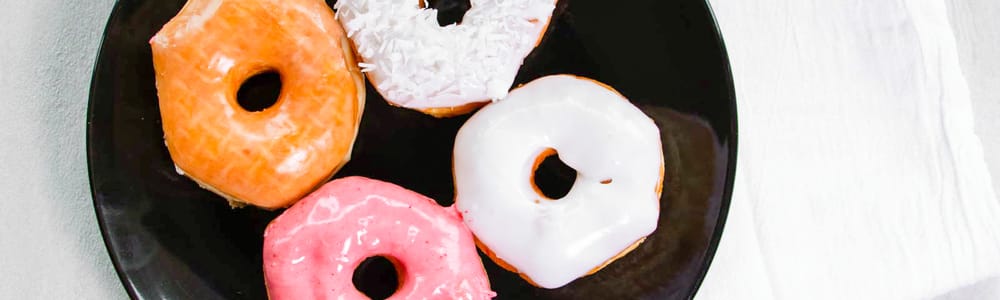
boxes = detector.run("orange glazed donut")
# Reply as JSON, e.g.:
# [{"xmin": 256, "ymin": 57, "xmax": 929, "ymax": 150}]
[{"xmin": 150, "ymin": 0, "xmax": 365, "ymax": 209}]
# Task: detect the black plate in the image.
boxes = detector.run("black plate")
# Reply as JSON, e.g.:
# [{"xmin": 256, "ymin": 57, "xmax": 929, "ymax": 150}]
[{"xmin": 87, "ymin": 0, "xmax": 737, "ymax": 299}]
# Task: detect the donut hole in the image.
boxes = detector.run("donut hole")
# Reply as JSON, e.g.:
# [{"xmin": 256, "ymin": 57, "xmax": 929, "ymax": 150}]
[
  {"xmin": 419, "ymin": 0, "xmax": 472, "ymax": 26},
  {"xmin": 236, "ymin": 70, "xmax": 282, "ymax": 112},
  {"xmin": 352, "ymin": 255, "xmax": 401, "ymax": 300},
  {"xmin": 532, "ymin": 149, "xmax": 577, "ymax": 200}
]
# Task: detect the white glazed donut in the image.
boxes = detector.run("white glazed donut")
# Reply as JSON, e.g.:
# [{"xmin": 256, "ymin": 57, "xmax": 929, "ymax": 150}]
[
  {"xmin": 334, "ymin": 0, "xmax": 557, "ymax": 117},
  {"xmin": 453, "ymin": 75, "xmax": 664, "ymax": 288}
]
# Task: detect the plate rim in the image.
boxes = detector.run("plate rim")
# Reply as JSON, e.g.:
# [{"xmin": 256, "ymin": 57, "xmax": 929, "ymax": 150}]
[
  {"xmin": 86, "ymin": 3, "xmax": 142, "ymax": 299},
  {"xmin": 685, "ymin": 0, "xmax": 739, "ymax": 297}
]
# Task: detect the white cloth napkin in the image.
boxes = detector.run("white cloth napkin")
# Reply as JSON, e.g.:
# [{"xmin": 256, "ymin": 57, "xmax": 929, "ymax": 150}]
[{"xmin": 698, "ymin": 0, "xmax": 1000, "ymax": 299}]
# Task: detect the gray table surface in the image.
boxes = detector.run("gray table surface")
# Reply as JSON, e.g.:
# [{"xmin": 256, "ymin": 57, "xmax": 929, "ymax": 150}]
[{"xmin": 0, "ymin": 0, "xmax": 996, "ymax": 298}]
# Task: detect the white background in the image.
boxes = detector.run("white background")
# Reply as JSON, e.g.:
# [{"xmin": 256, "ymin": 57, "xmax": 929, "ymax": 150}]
[{"xmin": 0, "ymin": 0, "xmax": 996, "ymax": 298}]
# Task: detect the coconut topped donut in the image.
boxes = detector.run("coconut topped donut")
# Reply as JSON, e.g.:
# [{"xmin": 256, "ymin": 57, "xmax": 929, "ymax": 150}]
[{"xmin": 335, "ymin": 0, "xmax": 557, "ymax": 117}]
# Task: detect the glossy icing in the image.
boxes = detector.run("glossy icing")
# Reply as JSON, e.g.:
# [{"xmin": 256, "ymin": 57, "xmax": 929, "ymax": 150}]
[
  {"xmin": 264, "ymin": 177, "xmax": 495, "ymax": 299},
  {"xmin": 454, "ymin": 75, "xmax": 664, "ymax": 288},
  {"xmin": 334, "ymin": 0, "xmax": 556, "ymax": 115},
  {"xmin": 150, "ymin": 0, "xmax": 365, "ymax": 208}
]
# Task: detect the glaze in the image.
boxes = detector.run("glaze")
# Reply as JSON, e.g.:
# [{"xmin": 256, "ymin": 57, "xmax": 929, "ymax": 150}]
[
  {"xmin": 453, "ymin": 75, "xmax": 664, "ymax": 288},
  {"xmin": 264, "ymin": 177, "xmax": 495, "ymax": 299}
]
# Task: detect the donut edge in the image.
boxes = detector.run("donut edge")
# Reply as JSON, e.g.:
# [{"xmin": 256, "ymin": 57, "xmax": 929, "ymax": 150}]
[
  {"xmin": 364, "ymin": 69, "xmax": 490, "ymax": 118},
  {"xmin": 419, "ymin": 101, "xmax": 491, "ymax": 118},
  {"xmin": 174, "ymin": 163, "xmax": 249, "ymax": 209},
  {"xmin": 339, "ymin": 31, "xmax": 368, "ymax": 164}
]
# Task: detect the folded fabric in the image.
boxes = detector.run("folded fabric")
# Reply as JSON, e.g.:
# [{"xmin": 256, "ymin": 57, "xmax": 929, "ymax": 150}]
[{"xmin": 699, "ymin": 0, "xmax": 1000, "ymax": 299}]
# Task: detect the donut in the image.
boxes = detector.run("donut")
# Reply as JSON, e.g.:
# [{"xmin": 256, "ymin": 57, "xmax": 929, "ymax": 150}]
[
  {"xmin": 334, "ymin": 0, "xmax": 557, "ymax": 117},
  {"xmin": 150, "ymin": 0, "xmax": 365, "ymax": 209},
  {"xmin": 263, "ymin": 176, "xmax": 495, "ymax": 299},
  {"xmin": 453, "ymin": 75, "xmax": 664, "ymax": 288}
]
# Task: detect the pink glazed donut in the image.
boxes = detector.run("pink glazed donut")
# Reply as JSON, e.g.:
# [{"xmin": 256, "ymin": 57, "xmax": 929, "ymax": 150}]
[{"xmin": 263, "ymin": 176, "xmax": 495, "ymax": 299}]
